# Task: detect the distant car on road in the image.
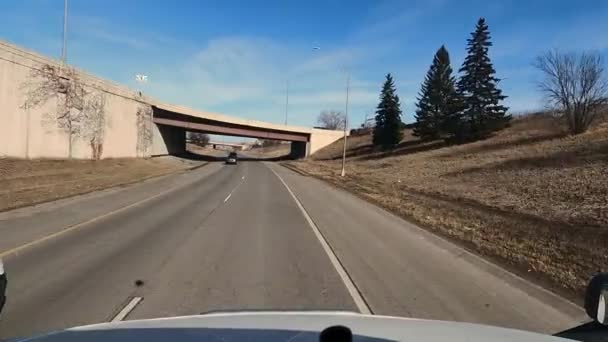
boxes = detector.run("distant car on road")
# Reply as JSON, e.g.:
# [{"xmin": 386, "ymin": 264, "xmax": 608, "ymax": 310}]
[
  {"xmin": 226, "ymin": 152, "xmax": 238, "ymax": 165},
  {"xmin": 0, "ymin": 259, "xmax": 6, "ymax": 315}
]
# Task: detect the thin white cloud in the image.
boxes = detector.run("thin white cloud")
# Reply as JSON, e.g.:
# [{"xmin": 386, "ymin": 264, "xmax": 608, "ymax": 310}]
[
  {"xmin": 147, "ymin": 37, "xmax": 283, "ymax": 106},
  {"xmin": 140, "ymin": 35, "xmax": 383, "ymax": 127},
  {"xmin": 288, "ymin": 89, "xmax": 379, "ymax": 107},
  {"xmin": 82, "ymin": 27, "xmax": 149, "ymax": 50},
  {"xmin": 70, "ymin": 14, "xmax": 158, "ymax": 50},
  {"xmin": 492, "ymin": 5, "xmax": 608, "ymax": 59},
  {"xmin": 352, "ymin": 0, "xmax": 449, "ymax": 43}
]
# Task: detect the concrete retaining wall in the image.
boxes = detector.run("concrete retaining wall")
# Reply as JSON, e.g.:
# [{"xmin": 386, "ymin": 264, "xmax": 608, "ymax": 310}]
[{"xmin": 0, "ymin": 40, "xmax": 151, "ymax": 159}]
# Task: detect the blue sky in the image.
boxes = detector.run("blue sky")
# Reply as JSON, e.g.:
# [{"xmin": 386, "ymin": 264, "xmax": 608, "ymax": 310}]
[{"xmin": 1, "ymin": 0, "xmax": 607, "ymax": 133}]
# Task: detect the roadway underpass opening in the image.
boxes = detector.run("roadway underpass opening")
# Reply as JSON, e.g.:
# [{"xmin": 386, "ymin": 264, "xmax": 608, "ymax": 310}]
[
  {"xmin": 185, "ymin": 132, "xmax": 303, "ymax": 161},
  {"xmin": 152, "ymin": 124, "xmax": 187, "ymax": 156}
]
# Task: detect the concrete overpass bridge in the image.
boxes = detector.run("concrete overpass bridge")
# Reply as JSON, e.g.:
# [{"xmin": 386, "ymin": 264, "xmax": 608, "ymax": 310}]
[
  {"xmin": 150, "ymin": 102, "xmax": 343, "ymax": 159},
  {"xmin": 0, "ymin": 40, "xmax": 344, "ymax": 160}
]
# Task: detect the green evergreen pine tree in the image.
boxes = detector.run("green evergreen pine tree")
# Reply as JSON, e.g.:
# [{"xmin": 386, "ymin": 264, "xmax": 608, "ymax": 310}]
[
  {"xmin": 413, "ymin": 63, "xmax": 437, "ymax": 140},
  {"xmin": 373, "ymin": 73, "xmax": 403, "ymax": 148},
  {"xmin": 456, "ymin": 18, "xmax": 510, "ymax": 140},
  {"xmin": 413, "ymin": 45, "xmax": 463, "ymax": 140}
]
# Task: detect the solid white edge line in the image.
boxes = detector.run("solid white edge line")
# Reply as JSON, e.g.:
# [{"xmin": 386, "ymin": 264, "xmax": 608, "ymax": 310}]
[
  {"xmin": 111, "ymin": 297, "xmax": 143, "ymax": 322},
  {"xmin": 224, "ymin": 193, "xmax": 232, "ymax": 203},
  {"xmin": 268, "ymin": 165, "xmax": 372, "ymax": 315}
]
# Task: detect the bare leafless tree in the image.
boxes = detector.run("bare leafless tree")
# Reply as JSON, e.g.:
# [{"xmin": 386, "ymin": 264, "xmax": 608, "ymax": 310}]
[
  {"xmin": 187, "ymin": 132, "xmax": 210, "ymax": 146},
  {"xmin": 136, "ymin": 105, "xmax": 153, "ymax": 157},
  {"xmin": 21, "ymin": 64, "xmax": 91, "ymax": 158},
  {"xmin": 82, "ymin": 92, "xmax": 107, "ymax": 160},
  {"xmin": 260, "ymin": 139, "xmax": 282, "ymax": 147},
  {"xmin": 317, "ymin": 110, "xmax": 346, "ymax": 130},
  {"xmin": 535, "ymin": 50, "xmax": 608, "ymax": 134}
]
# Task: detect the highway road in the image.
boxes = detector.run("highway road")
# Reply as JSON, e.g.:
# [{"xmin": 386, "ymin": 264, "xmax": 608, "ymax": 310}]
[{"xmin": 0, "ymin": 161, "xmax": 586, "ymax": 339}]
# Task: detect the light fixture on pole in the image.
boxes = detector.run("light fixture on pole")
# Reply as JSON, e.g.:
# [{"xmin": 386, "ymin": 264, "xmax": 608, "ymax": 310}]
[
  {"xmin": 135, "ymin": 74, "xmax": 148, "ymax": 83},
  {"xmin": 135, "ymin": 74, "xmax": 148, "ymax": 97}
]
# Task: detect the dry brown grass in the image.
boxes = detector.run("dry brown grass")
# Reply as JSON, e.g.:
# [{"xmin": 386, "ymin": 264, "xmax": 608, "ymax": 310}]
[
  {"xmin": 292, "ymin": 113, "xmax": 608, "ymax": 296},
  {"xmin": 0, "ymin": 157, "xmax": 198, "ymax": 212}
]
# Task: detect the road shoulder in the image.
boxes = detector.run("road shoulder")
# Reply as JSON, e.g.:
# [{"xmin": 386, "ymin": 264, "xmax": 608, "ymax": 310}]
[{"xmin": 269, "ymin": 162, "xmax": 586, "ymax": 334}]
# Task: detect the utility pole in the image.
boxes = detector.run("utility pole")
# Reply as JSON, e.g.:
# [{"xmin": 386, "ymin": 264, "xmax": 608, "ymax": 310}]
[
  {"xmin": 284, "ymin": 79, "xmax": 289, "ymax": 125},
  {"xmin": 61, "ymin": 0, "xmax": 68, "ymax": 64},
  {"xmin": 309, "ymin": 44, "xmax": 349, "ymax": 175},
  {"xmin": 340, "ymin": 73, "xmax": 349, "ymax": 177}
]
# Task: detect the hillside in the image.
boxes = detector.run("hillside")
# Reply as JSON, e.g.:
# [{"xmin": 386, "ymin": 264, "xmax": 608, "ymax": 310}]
[{"xmin": 291, "ymin": 113, "xmax": 608, "ymax": 297}]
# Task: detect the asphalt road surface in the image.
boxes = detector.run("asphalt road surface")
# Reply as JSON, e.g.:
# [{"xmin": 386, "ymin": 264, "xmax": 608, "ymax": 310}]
[{"xmin": 0, "ymin": 161, "xmax": 586, "ymax": 339}]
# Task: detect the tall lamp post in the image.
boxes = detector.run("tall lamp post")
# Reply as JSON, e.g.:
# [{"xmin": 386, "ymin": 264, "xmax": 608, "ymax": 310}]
[
  {"xmin": 284, "ymin": 79, "xmax": 289, "ymax": 125},
  {"xmin": 311, "ymin": 46, "xmax": 350, "ymax": 176},
  {"xmin": 61, "ymin": 0, "xmax": 68, "ymax": 64},
  {"xmin": 340, "ymin": 72, "xmax": 349, "ymax": 177}
]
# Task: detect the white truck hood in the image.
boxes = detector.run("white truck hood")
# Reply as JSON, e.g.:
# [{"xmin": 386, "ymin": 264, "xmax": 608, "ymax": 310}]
[{"xmin": 15, "ymin": 311, "xmax": 572, "ymax": 342}]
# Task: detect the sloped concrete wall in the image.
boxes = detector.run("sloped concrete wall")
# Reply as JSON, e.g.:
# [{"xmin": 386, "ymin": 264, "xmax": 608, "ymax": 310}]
[{"xmin": 309, "ymin": 128, "xmax": 344, "ymax": 155}]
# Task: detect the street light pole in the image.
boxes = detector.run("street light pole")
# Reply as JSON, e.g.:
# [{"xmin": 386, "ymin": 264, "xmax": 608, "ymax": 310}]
[
  {"xmin": 340, "ymin": 72, "xmax": 349, "ymax": 177},
  {"xmin": 284, "ymin": 79, "xmax": 289, "ymax": 125},
  {"xmin": 61, "ymin": 0, "xmax": 68, "ymax": 64},
  {"xmin": 309, "ymin": 45, "xmax": 349, "ymax": 175}
]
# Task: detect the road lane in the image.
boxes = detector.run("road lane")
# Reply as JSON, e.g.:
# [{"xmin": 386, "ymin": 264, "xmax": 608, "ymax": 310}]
[
  {"xmin": 268, "ymin": 163, "xmax": 586, "ymax": 334},
  {"xmin": 128, "ymin": 162, "xmax": 357, "ymax": 319},
  {"xmin": 0, "ymin": 162, "xmax": 246, "ymax": 338}
]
